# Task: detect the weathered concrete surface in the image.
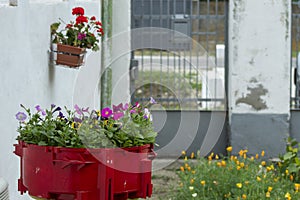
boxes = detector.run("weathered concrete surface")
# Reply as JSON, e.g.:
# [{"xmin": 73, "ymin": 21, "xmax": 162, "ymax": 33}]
[
  {"xmin": 230, "ymin": 114, "xmax": 289, "ymax": 157},
  {"xmin": 229, "ymin": 0, "xmax": 291, "ymax": 114}
]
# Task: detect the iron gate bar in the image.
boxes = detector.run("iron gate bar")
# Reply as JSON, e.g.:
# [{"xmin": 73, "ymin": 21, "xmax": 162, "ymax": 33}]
[{"xmin": 131, "ymin": 0, "xmax": 228, "ymax": 110}]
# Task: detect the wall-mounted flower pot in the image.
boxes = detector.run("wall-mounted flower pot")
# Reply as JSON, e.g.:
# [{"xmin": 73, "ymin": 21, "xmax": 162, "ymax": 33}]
[
  {"xmin": 14, "ymin": 141, "xmax": 156, "ymax": 200},
  {"xmin": 56, "ymin": 44, "xmax": 86, "ymax": 68}
]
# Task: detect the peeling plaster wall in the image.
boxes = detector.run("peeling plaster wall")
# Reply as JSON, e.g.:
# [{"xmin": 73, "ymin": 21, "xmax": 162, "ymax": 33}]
[
  {"xmin": 228, "ymin": 0, "xmax": 291, "ymax": 157},
  {"xmin": 229, "ymin": 0, "xmax": 291, "ymax": 114}
]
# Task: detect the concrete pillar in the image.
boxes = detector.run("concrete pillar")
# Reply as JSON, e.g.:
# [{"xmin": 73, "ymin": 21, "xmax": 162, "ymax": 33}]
[{"xmin": 228, "ymin": 0, "xmax": 291, "ymax": 157}]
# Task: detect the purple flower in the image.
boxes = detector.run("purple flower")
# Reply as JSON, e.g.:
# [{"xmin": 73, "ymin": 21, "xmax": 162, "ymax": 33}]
[
  {"xmin": 74, "ymin": 117, "xmax": 82, "ymax": 123},
  {"xmin": 74, "ymin": 104, "xmax": 83, "ymax": 115},
  {"xmin": 53, "ymin": 106, "xmax": 61, "ymax": 113},
  {"xmin": 58, "ymin": 111, "xmax": 64, "ymax": 118},
  {"xmin": 35, "ymin": 105, "xmax": 46, "ymax": 116},
  {"xmin": 150, "ymin": 97, "xmax": 157, "ymax": 104},
  {"xmin": 82, "ymin": 107, "xmax": 89, "ymax": 113},
  {"xmin": 135, "ymin": 102, "xmax": 140, "ymax": 107},
  {"xmin": 123, "ymin": 103, "xmax": 129, "ymax": 110},
  {"xmin": 130, "ymin": 109, "xmax": 136, "ymax": 114},
  {"xmin": 101, "ymin": 107, "xmax": 112, "ymax": 118},
  {"xmin": 15, "ymin": 112, "xmax": 27, "ymax": 122},
  {"xmin": 143, "ymin": 114, "xmax": 148, "ymax": 119},
  {"xmin": 113, "ymin": 112, "xmax": 124, "ymax": 120},
  {"xmin": 113, "ymin": 103, "xmax": 123, "ymax": 112},
  {"xmin": 51, "ymin": 104, "xmax": 56, "ymax": 109},
  {"xmin": 77, "ymin": 33, "xmax": 86, "ymax": 40}
]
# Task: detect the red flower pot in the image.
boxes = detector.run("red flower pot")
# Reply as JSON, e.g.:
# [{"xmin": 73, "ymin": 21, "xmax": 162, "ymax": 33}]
[
  {"xmin": 14, "ymin": 141, "xmax": 156, "ymax": 200},
  {"xmin": 56, "ymin": 44, "xmax": 86, "ymax": 68}
]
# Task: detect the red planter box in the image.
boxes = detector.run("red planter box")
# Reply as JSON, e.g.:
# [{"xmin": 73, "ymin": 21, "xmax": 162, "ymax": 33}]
[{"xmin": 14, "ymin": 141, "xmax": 156, "ymax": 200}]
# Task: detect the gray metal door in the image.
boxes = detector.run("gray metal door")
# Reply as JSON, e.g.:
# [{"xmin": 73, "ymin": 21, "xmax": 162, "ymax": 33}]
[
  {"xmin": 130, "ymin": 0, "xmax": 229, "ymax": 157},
  {"xmin": 130, "ymin": 0, "xmax": 228, "ymax": 111}
]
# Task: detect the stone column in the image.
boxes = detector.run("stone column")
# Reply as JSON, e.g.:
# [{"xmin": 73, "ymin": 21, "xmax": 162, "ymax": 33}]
[{"xmin": 228, "ymin": 0, "xmax": 291, "ymax": 157}]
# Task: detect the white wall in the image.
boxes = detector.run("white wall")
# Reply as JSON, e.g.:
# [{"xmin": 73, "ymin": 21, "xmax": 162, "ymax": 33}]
[
  {"xmin": 228, "ymin": 0, "xmax": 290, "ymax": 114},
  {"xmin": 0, "ymin": 2, "xmax": 103, "ymax": 199}
]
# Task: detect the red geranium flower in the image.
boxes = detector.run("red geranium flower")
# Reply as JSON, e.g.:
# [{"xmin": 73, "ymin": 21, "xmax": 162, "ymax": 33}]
[
  {"xmin": 95, "ymin": 21, "xmax": 102, "ymax": 26},
  {"xmin": 97, "ymin": 28, "xmax": 104, "ymax": 35},
  {"xmin": 72, "ymin": 7, "xmax": 84, "ymax": 16},
  {"xmin": 76, "ymin": 15, "xmax": 88, "ymax": 24},
  {"xmin": 90, "ymin": 16, "xmax": 96, "ymax": 21},
  {"xmin": 65, "ymin": 24, "xmax": 73, "ymax": 29}
]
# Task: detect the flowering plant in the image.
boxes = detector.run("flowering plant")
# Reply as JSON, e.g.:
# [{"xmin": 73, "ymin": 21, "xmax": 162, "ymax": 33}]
[
  {"xmin": 51, "ymin": 7, "xmax": 103, "ymax": 51},
  {"xmin": 15, "ymin": 98, "xmax": 157, "ymax": 148}
]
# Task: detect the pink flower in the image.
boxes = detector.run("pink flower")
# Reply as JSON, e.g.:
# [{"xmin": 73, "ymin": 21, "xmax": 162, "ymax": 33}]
[
  {"xmin": 113, "ymin": 112, "xmax": 124, "ymax": 120},
  {"xmin": 101, "ymin": 107, "xmax": 112, "ymax": 118}
]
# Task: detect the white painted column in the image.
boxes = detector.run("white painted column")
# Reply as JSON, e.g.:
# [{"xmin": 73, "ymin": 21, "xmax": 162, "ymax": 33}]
[
  {"xmin": 228, "ymin": 0, "xmax": 291, "ymax": 157},
  {"xmin": 111, "ymin": 0, "xmax": 131, "ymax": 105}
]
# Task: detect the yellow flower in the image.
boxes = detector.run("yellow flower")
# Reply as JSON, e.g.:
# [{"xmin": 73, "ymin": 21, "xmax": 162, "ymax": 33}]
[
  {"xmin": 238, "ymin": 150, "xmax": 244, "ymax": 157},
  {"xmin": 261, "ymin": 161, "xmax": 266, "ymax": 166},
  {"xmin": 261, "ymin": 150, "xmax": 265, "ymax": 157},
  {"xmin": 191, "ymin": 152, "xmax": 195, "ymax": 159},
  {"xmin": 255, "ymin": 154, "xmax": 259, "ymax": 159},
  {"xmin": 191, "ymin": 170, "xmax": 196, "ymax": 174},
  {"xmin": 256, "ymin": 176, "xmax": 261, "ymax": 181},
  {"xmin": 208, "ymin": 156, "xmax": 212, "ymax": 161},
  {"xmin": 244, "ymin": 181, "xmax": 249, "ymax": 185},
  {"xmin": 187, "ymin": 166, "xmax": 191, "ymax": 171},
  {"xmin": 221, "ymin": 160, "xmax": 226, "ymax": 167},
  {"xmin": 240, "ymin": 162, "xmax": 245, "ymax": 168},
  {"xmin": 181, "ymin": 150, "xmax": 186, "ymax": 155},
  {"xmin": 286, "ymin": 169, "xmax": 289, "ymax": 175},
  {"xmin": 190, "ymin": 178, "xmax": 195, "ymax": 184},
  {"xmin": 184, "ymin": 156, "xmax": 188, "ymax": 161},
  {"xmin": 201, "ymin": 180, "xmax": 206, "ymax": 186},
  {"xmin": 250, "ymin": 156, "xmax": 254, "ymax": 161},
  {"xmin": 274, "ymin": 177, "xmax": 279, "ymax": 182},
  {"xmin": 295, "ymin": 183, "xmax": 300, "ymax": 192},
  {"xmin": 236, "ymin": 166, "xmax": 241, "ymax": 170},
  {"xmin": 242, "ymin": 194, "xmax": 247, "ymax": 199},
  {"xmin": 185, "ymin": 163, "xmax": 189, "ymax": 168},
  {"xmin": 226, "ymin": 146, "xmax": 232, "ymax": 152},
  {"xmin": 215, "ymin": 154, "xmax": 219, "ymax": 160},
  {"xmin": 266, "ymin": 191, "xmax": 270, "ymax": 198},
  {"xmin": 236, "ymin": 183, "xmax": 242, "ymax": 188},
  {"xmin": 180, "ymin": 166, "xmax": 185, "ymax": 172},
  {"xmin": 268, "ymin": 187, "xmax": 273, "ymax": 192},
  {"xmin": 285, "ymin": 192, "xmax": 291, "ymax": 200},
  {"xmin": 266, "ymin": 166, "xmax": 272, "ymax": 172},
  {"xmin": 290, "ymin": 175, "xmax": 294, "ymax": 181},
  {"xmin": 96, "ymin": 110, "xmax": 101, "ymax": 116},
  {"xmin": 217, "ymin": 162, "xmax": 222, "ymax": 167}
]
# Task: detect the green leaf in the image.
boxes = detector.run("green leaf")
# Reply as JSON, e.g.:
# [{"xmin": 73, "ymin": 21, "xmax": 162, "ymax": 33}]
[
  {"xmin": 283, "ymin": 152, "xmax": 294, "ymax": 160},
  {"xmin": 38, "ymin": 141, "xmax": 47, "ymax": 146}
]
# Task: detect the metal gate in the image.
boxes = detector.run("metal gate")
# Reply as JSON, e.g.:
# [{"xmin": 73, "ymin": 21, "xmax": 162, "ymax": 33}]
[
  {"xmin": 292, "ymin": 0, "xmax": 300, "ymax": 109},
  {"xmin": 130, "ymin": 0, "xmax": 228, "ymax": 110}
]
